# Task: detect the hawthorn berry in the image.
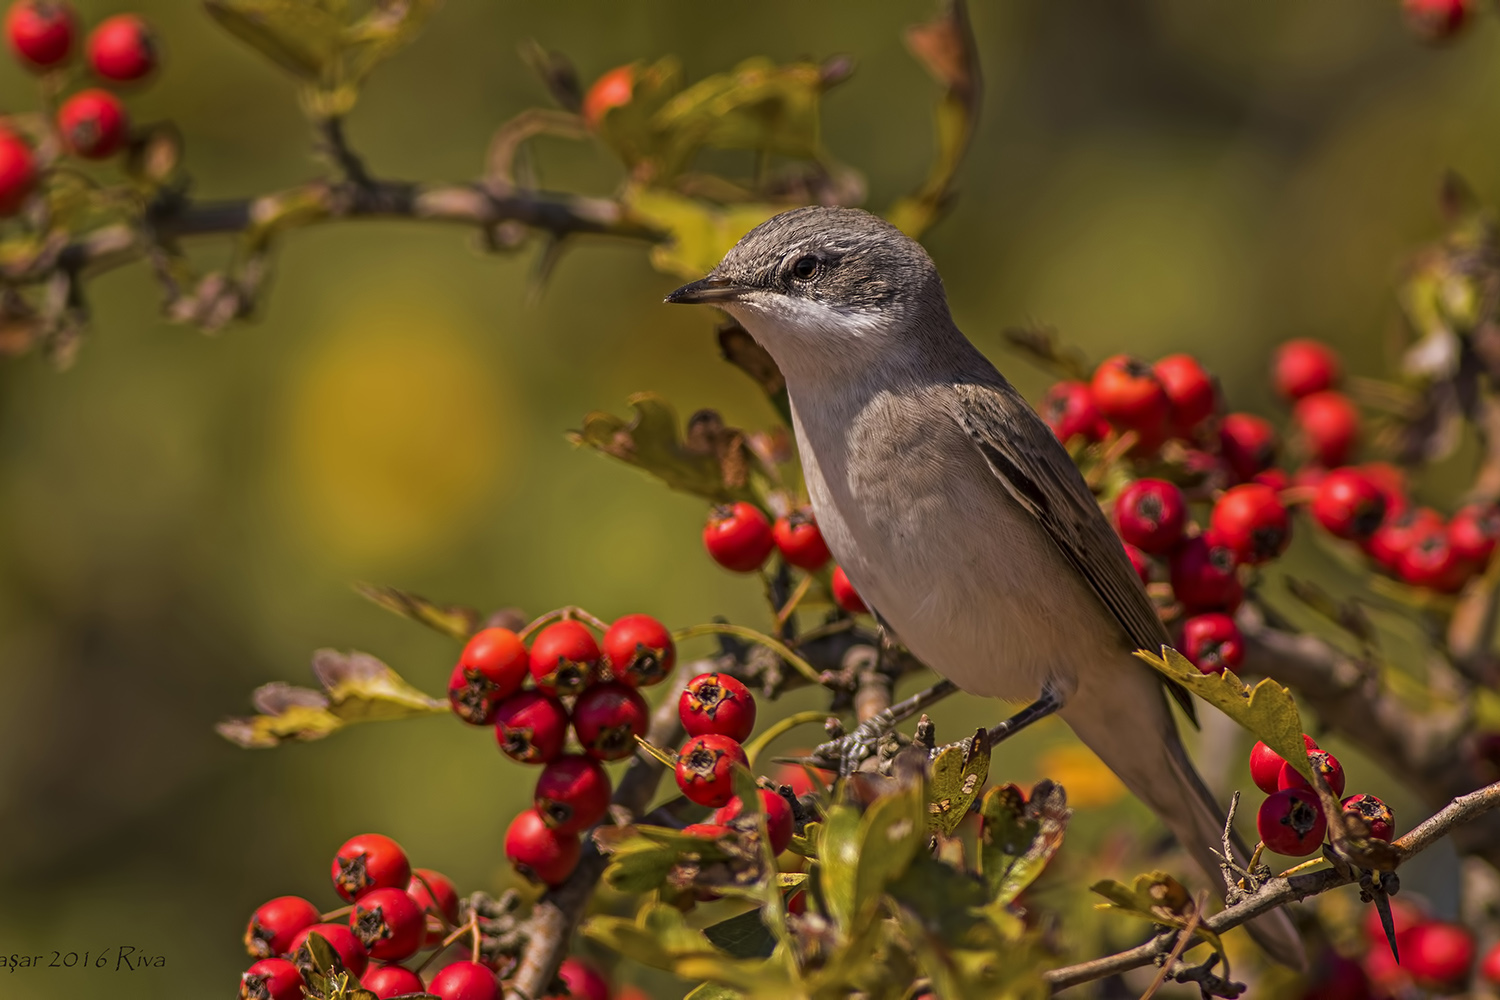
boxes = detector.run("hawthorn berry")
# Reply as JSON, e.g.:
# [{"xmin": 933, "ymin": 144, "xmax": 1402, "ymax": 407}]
[
  {"xmin": 1364, "ymin": 506, "xmax": 1443, "ymax": 573},
  {"xmin": 86, "ymin": 13, "xmax": 156, "ymax": 82},
  {"xmin": 330, "ymin": 833, "xmax": 411, "ymax": 903},
  {"xmin": 529, "ymin": 620, "xmax": 600, "ymax": 696},
  {"xmin": 1277, "ymin": 749, "xmax": 1347, "ymax": 797},
  {"xmin": 494, "ymin": 690, "xmax": 570, "ymax": 764},
  {"xmin": 504, "ymin": 808, "xmax": 581, "ymax": 886},
  {"xmin": 1359, "ymin": 461, "xmax": 1408, "ymax": 516},
  {"xmin": 553, "ymin": 957, "xmax": 611, "ymax": 1000},
  {"xmin": 5, "ymin": 0, "xmax": 75, "ymax": 70},
  {"xmin": 1252, "ymin": 467, "xmax": 1290, "ymax": 494},
  {"xmin": 350, "ymin": 886, "xmax": 426, "ymax": 962},
  {"xmin": 362, "ymin": 963, "xmax": 428, "ymax": 999},
  {"xmin": 582, "ymin": 64, "xmax": 634, "ymax": 129},
  {"xmin": 408, "ymin": 868, "xmax": 460, "ymax": 948},
  {"xmin": 675, "ymin": 733, "xmax": 748, "ymax": 807},
  {"xmin": 680, "ymin": 671, "xmax": 758, "ymax": 742},
  {"xmin": 1341, "ymin": 793, "xmax": 1395, "ymax": 842},
  {"xmin": 1040, "ymin": 380, "xmax": 1108, "ymax": 444},
  {"xmin": 773, "ymin": 508, "xmax": 832, "ymax": 570},
  {"xmin": 682, "ymin": 822, "xmax": 735, "ymax": 839},
  {"xmin": 244, "ymin": 895, "xmax": 320, "ymax": 958},
  {"xmin": 1113, "ymin": 478, "xmax": 1187, "ymax": 554},
  {"xmin": 240, "ymin": 957, "xmax": 303, "ymax": 1000},
  {"xmin": 1124, "ymin": 543, "xmax": 1151, "ymax": 585},
  {"xmin": 1482, "ymin": 940, "xmax": 1500, "ymax": 984},
  {"xmin": 1293, "ymin": 390, "xmax": 1360, "ymax": 468},
  {"xmin": 1403, "ymin": 922, "xmax": 1475, "ymax": 989},
  {"xmin": 1403, "ymin": 0, "xmax": 1471, "ymax": 43},
  {"xmin": 428, "ymin": 960, "xmax": 500, "ymax": 1000},
  {"xmin": 703, "ymin": 502, "xmax": 775, "ymax": 573},
  {"xmin": 1090, "ymin": 354, "xmax": 1169, "ymax": 445},
  {"xmin": 1168, "ymin": 533, "xmax": 1242, "ymax": 612},
  {"xmin": 57, "ymin": 88, "xmax": 129, "ymax": 159},
  {"xmin": 602, "ymin": 613, "xmax": 675, "ymax": 687},
  {"xmin": 1178, "ymin": 613, "xmax": 1243, "ymax": 675},
  {"xmin": 1256, "ymin": 787, "xmax": 1326, "ymax": 856},
  {"xmin": 1398, "ymin": 523, "xmax": 1473, "ymax": 593},
  {"xmin": 1209, "ymin": 483, "xmax": 1290, "ymax": 565},
  {"xmin": 831, "ymin": 565, "xmax": 867, "ymax": 614},
  {"xmin": 1311, "ymin": 467, "xmax": 1387, "ymax": 541},
  {"xmin": 714, "ymin": 788, "xmax": 795, "ymax": 855},
  {"xmin": 1297, "ymin": 950, "xmax": 1372, "ymax": 1000},
  {"xmin": 572, "ymin": 680, "xmax": 649, "ymax": 760},
  {"xmin": 448, "ymin": 627, "xmax": 529, "ymax": 725},
  {"xmin": 0, "ymin": 130, "xmax": 36, "ymax": 216},
  {"xmin": 1152, "ymin": 353, "xmax": 1217, "ymax": 438},
  {"xmin": 535, "ymin": 754, "xmax": 612, "ymax": 834},
  {"xmin": 289, "ymin": 923, "xmax": 369, "ymax": 979},
  {"xmin": 1449, "ymin": 502, "xmax": 1500, "ymax": 568},
  {"xmin": 1273, "ymin": 339, "xmax": 1340, "ymax": 401},
  {"xmin": 1218, "ymin": 413, "xmax": 1277, "ymax": 483},
  {"xmin": 1249, "ymin": 734, "xmax": 1318, "ymax": 794}
]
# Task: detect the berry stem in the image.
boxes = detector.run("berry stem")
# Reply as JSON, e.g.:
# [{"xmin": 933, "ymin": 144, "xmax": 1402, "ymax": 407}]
[
  {"xmin": 672, "ymin": 622, "xmax": 823, "ymax": 684},
  {"xmin": 774, "ymin": 572, "xmax": 814, "ymax": 629},
  {"xmin": 518, "ymin": 606, "xmax": 610, "ymax": 641},
  {"xmin": 740, "ymin": 710, "xmax": 829, "ymax": 766},
  {"xmin": 318, "ymin": 904, "xmax": 353, "ymax": 922}
]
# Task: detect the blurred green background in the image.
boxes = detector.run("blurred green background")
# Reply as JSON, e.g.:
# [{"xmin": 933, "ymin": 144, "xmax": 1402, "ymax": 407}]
[{"xmin": 0, "ymin": 1, "xmax": 1493, "ymax": 997}]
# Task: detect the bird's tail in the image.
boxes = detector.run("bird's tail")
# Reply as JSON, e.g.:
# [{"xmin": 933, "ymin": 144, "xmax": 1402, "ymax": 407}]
[{"xmin": 1060, "ymin": 671, "xmax": 1306, "ymax": 971}]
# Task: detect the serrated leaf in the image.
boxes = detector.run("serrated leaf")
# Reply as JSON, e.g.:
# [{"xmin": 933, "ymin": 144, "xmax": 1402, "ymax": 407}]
[
  {"xmin": 1136, "ymin": 646, "xmax": 1313, "ymax": 784},
  {"xmin": 927, "ymin": 727, "xmax": 989, "ymax": 834},
  {"xmin": 354, "ymin": 583, "xmax": 480, "ymax": 640},
  {"xmin": 594, "ymin": 824, "xmax": 736, "ymax": 895},
  {"xmin": 702, "ymin": 907, "xmax": 777, "ymax": 959},
  {"xmin": 204, "ymin": 0, "xmax": 343, "ymax": 79},
  {"xmin": 1090, "ymin": 871, "xmax": 1223, "ymax": 954},
  {"xmin": 980, "ymin": 781, "xmax": 1069, "ymax": 907},
  {"xmin": 623, "ymin": 189, "xmax": 781, "ymax": 281},
  {"xmin": 583, "ymin": 903, "xmax": 777, "ymax": 991}
]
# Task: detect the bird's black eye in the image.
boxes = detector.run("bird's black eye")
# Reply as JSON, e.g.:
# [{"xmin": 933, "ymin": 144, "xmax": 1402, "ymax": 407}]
[{"xmin": 790, "ymin": 255, "xmax": 821, "ymax": 280}]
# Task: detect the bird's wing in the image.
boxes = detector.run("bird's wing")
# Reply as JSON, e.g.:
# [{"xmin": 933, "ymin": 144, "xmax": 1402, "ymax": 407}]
[{"xmin": 950, "ymin": 379, "xmax": 1197, "ymax": 725}]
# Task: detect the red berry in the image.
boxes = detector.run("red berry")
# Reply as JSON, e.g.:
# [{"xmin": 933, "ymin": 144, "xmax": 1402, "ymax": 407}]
[
  {"xmin": 240, "ymin": 958, "xmax": 303, "ymax": 1000},
  {"xmin": 572, "ymin": 680, "xmax": 649, "ymax": 761},
  {"xmin": 1249, "ymin": 734, "xmax": 1319, "ymax": 794},
  {"xmin": 429, "ymin": 961, "xmax": 500, "ymax": 1000},
  {"xmin": 1178, "ymin": 613, "xmax": 1243, "ymax": 675},
  {"xmin": 1359, "ymin": 462, "xmax": 1408, "ymax": 517},
  {"xmin": 448, "ymin": 627, "xmax": 530, "ymax": 725},
  {"xmin": 504, "ymin": 808, "xmax": 581, "ymax": 886},
  {"xmin": 1481, "ymin": 940, "xmax": 1500, "ymax": 984},
  {"xmin": 535, "ymin": 754, "xmax": 612, "ymax": 834},
  {"xmin": 1153, "ymin": 354, "xmax": 1217, "ymax": 438},
  {"xmin": 331, "ymin": 833, "xmax": 412, "ymax": 903},
  {"xmin": 1403, "ymin": 921, "xmax": 1475, "ymax": 988},
  {"xmin": 529, "ymin": 620, "xmax": 600, "ymax": 696},
  {"xmin": 679, "ymin": 672, "xmax": 758, "ymax": 742},
  {"xmin": 1256, "ymin": 787, "xmax": 1326, "ymax": 856},
  {"xmin": 1449, "ymin": 502, "xmax": 1500, "ymax": 568},
  {"xmin": 0, "ymin": 130, "xmax": 36, "ymax": 216},
  {"xmin": 1273, "ymin": 339, "xmax": 1340, "ymax": 401},
  {"xmin": 362, "ymin": 964, "xmax": 428, "ymax": 1000},
  {"xmin": 289, "ymin": 923, "xmax": 369, "ymax": 979},
  {"xmin": 350, "ymin": 887, "xmax": 426, "ymax": 962},
  {"xmin": 1124, "ymin": 543, "xmax": 1151, "ymax": 585},
  {"xmin": 1210, "ymin": 483, "xmax": 1290, "ymax": 565},
  {"xmin": 57, "ymin": 88, "xmax": 129, "ymax": 159},
  {"xmin": 1294, "ymin": 390, "xmax": 1360, "ymax": 468},
  {"xmin": 1041, "ymin": 380, "xmax": 1109, "ymax": 444},
  {"xmin": 675, "ymin": 734, "xmax": 748, "ymax": 807},
  {"xmin": 1398, "ymin": 523, "xmax": 1474, "ymax": 592},
  {"xmin": 553, "ymin": 957, "xmax": 611, "ymax": 1000},
  {"xmin": 1168, "ymin": 533, "xmax": 1242, "ymax": 612},
  {"xmin": 1311, "ymin": 467, "xmax": 1387, "ymax": 541},
  {"xmin": 831, "ymin": 565, "xmax": 867, "ymax": 613},
  {"xmin": 1113, "ymin": 479, "xmax": 1188, "ymax": 554},
  {"xmin": 773, "ymin": 508, "xmax": 832, "ymax": 570},
  {"xmin": 493, "ymin": 690, "xmax": 570, "ymax": 764},
  {"xmin": 1090, "ymin": 354, "xmax": 1170, "ymax": 445},
  {"xmin": 714, "ymin": 788, "xmax": 795, "ymax": 855},
  {"xmin": 408, "ymin": 869, "xmax": 460, "ymax": 948},
  {"xmin": 1341, "ymin": 793, "xmax": 1395, "ymax": 842},
  {"xmin": 1277, "ymin": 749, "xmax": 1346, "ymax": 797},
  {"xmin": 86, "ymin": 13, "xmax": 155, "ymax": 82},
  {"xmin": 1297, "ymin": 950, "xmax": 1372, "ymax": 1000},
  {"xmin": 1363, "ymin": 506, "xmax": 1442, "ymax": 573},
  {"xmin": 244, "ymin": 895, "xmax": 320, "ymax": 958},
  {"xmin": 703, "ymin": 502, "xmax": 775, "ymax": 573},
  {"xmin": 4, "ymin": 0, "xmax": 74, "ymax": 70},
  {"xmin": 1403, "ymin": 0, "xmax": 1471, "ymax": 42},
  {"xmin": 1219, "ymin": 413, "xmax": 1277, "ymax": 483},
  {"xmin": 682, "ymin": 822, "xmax": 735, "ymax": 839},
  {"xmin": 602, "ymin": 613, "xmax": 675, "ymax": 687},
  {"xmin": 582, "ymin": 64, "xmax": 634, "ymax": 129},
  {"xmin": 1252, "ymin": 467, "xmax": 1290, "ymax": 493}
]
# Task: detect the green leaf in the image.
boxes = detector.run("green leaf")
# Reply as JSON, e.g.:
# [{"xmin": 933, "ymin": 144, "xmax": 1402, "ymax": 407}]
[
  {"xmin": 684, "ymin": 986, "xmax": 743, "ymax": 1000},
  {"xmin": 584, "ymin": 903, "xmax": 782, "ymax": 992},
  {"xmin": 1090, "ymin": 871, "xmax": 1223, "ymax": 955},
  {"xmin": 1136, "ymin": 646, "xmax": 1313, "ymax": 784},
  {"xmin": 338, "ymin": 0, "xmax": 440, "ymax": 86},
  {"xmin": 203, "ymin": 0, "xmax": 343, "ymax": 80},
  {"xmin": 890, "ymin": 897, "xmax": 1050, "ymax": 1000},
  {"xmin": 816, "ymin": 804, "xmax": 863, "ymax": 932},
  {"xmin": 927, "ymin": 727, "xmax": 990, "ymax": 834},
  {"xmin": 979, "ymin": 780, "xmax": 1070, "ymax": 907},
  {"xmin": 354, "ymin": 583, "xmax": 480, "ymax": 641},
  {"xmin": 622, "ymin": 189, "xmax": 781, "ymax": 280},
  {"xmin": 854, "ymin": 781, "xmax": 927, "ymax": 924},
  {"xmin": 593, "ymin": 824, "xmax": 736, "ymax": 895},
  {"xmin": 703, "ymin": 907, "xmax": 778, "ymax": 959}
]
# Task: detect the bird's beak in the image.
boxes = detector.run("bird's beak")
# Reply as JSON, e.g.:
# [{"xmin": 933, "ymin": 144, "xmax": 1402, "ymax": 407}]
[{"xmin": 664, "ymin": 275, "xmax": 747, "ymax": 305}]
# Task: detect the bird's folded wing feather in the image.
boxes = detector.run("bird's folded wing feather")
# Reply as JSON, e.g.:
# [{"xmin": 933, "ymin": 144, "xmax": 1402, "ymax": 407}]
[{"xmin": 950, "ymin": 379, "xmax": 1197, "ymax": 725}]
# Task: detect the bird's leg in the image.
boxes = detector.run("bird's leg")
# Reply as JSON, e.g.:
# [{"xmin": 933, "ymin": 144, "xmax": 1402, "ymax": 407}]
[
  {"xmin": 804, "ymin": 678, "xmax": 959, "ymax": 776},
  {"xmin": 982, "ymin": 683, "xmax": 1064, "ymax": 745}
]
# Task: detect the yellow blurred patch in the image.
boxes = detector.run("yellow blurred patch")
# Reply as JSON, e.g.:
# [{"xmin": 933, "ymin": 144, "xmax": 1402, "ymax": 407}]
[
  {"xmin": 275, "ymin": 305, "xmax": 513, "ymax": 562},
  {"xmin": 1036, "ymin": 744, "xmax": 1126, "ymax": 809}
]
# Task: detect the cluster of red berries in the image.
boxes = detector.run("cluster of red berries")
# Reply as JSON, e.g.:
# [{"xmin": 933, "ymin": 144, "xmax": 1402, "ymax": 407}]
[
  {"xmin": 444, "ymin": 616, "xmax": 675, "ymax": 888},
  {"xmin": 0, "ymin": 1, "xmax": 158, "ymax": 212},
  {"xmin": 701, "ymin": 501, "xmax": 867, "ymax": 614},
  {"xmin": 1247, "ymin": 734, "xmax": 1394, "ymax": 859},
  {"xmin": 238, "ymin": 833, "xmax": 617, "ymax": 1000}
]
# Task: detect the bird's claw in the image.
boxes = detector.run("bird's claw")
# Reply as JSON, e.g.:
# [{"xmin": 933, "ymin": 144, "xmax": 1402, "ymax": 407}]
[{"xmin": 811, "ymin": 717, "xmax": 907, "ymax": 776}]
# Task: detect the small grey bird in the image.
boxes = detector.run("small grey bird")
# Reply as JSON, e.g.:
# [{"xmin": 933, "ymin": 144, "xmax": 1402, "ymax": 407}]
[{"xmin": 666, "ymin": 205, "xmax": 1303, "ymax": 968}]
